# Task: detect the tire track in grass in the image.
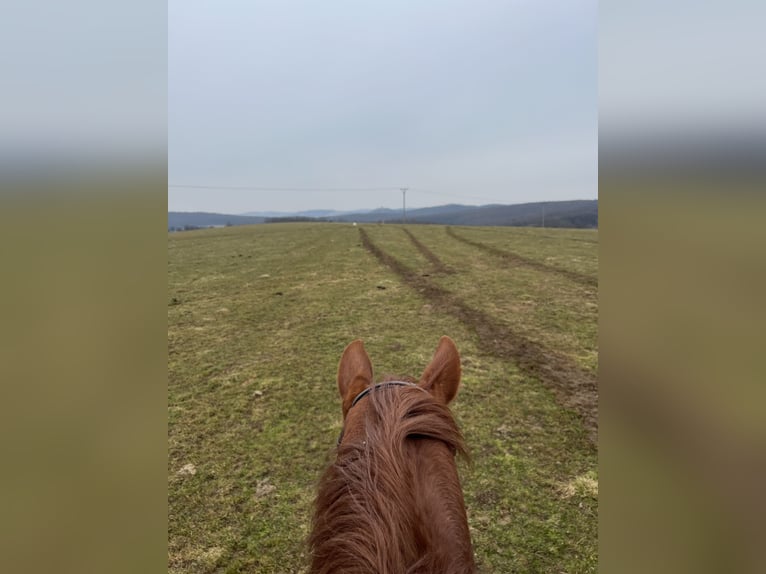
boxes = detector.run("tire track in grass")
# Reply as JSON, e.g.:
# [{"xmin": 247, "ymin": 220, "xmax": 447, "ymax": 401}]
[
  {"xmin": 446, "ymin": 227, "xmax": 598, "ymax": 289},
  {"xmin": 360, "ymin": 227, "xmax": 598, "ymax": 445},
  {"xmin": 401, "ymin": 227, "xmax": 455, "ymax": 275}
]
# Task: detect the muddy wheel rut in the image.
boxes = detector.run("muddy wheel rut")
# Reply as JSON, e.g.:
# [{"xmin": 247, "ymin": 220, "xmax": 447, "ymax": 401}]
[
  {"xmin": 446, "ymin": 227, "xmax": 598, "ymax": 289},
  {"xmin": 401, "ymin": 228, "xmax": 455, "ymax": 275},
  {"xmin": 360, "ymin": 227, "xmax": 597, "ymax": 445}
]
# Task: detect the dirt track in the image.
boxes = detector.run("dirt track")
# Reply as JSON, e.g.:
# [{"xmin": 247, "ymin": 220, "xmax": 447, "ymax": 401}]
[
  {"xmin": 401, "ymin": 228, "xmax": 455, "ymax": 275},
  {"xmin": 360, "ymin": 227, "xmax": 598, "ymax": 445}
]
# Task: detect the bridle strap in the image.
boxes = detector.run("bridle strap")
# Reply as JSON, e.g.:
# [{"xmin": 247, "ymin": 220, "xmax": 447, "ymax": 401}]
[
  {"xmin": 337, "ymin": 381, "xmax": 420, "ymax": 446},
  {"xmin": 350, "ymin": 381, "xmax": 419, "ymax": 408}
]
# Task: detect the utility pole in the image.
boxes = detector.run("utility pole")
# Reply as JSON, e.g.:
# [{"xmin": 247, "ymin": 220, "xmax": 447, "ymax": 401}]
[
  {"xmin": 400, "ymin": 188, "xmax": 408, "ymax": 223},
  {"xmin": 542, "ymin": 202, "xmax": 545, "ymax": 228}
]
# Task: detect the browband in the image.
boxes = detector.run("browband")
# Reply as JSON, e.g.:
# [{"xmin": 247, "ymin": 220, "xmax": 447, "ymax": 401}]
[
  {"xmin": 337, "ymin": 381, "xmax": 421, "ymax": 446},
  {"xmin": 350, "ymin": 381, "xmax": 419, "ymax": 408}
]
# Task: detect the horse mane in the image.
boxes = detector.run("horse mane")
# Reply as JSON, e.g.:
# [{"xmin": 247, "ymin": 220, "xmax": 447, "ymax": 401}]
[{"xmin": 309, "ymin": 380, "xmax": 474, "ymax": 574}]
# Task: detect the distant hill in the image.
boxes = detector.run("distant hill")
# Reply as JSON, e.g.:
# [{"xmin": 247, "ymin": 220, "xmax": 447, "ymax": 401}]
[
  {"xmin": 332, "ymin": 200, "xmax": 597, "ymax": 228},
  {"xmin": 168, "ymin": 212, "xmax": 265, "ymax": 230},
  {"xmin": 330, "ymin": 204, "xmax": 475, "ymax": 223},
  {"xmin": 240, "ymin": 209, "xmax": 369, "ymax": 218},
  {"xmin": 169, "ymin": 200, "xmax": 597, "ymax": 230}
]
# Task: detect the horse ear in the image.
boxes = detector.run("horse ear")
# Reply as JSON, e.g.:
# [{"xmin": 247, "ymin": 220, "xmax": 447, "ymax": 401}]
[
  {"xmin": 337, "ymin": 340, "xmax": 373, "ymax": 416},
  {"xmin": 420, "ymin": 336, "xmax": 461, "ymax": 404}
]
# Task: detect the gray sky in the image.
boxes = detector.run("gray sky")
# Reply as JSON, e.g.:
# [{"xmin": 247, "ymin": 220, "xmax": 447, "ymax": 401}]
[
  {"xmin": 2, "ymin": 2, "xmax": 165, "ymax": 170},
  {"xmin": 169, "ymin": 0, "xmax": 597, "ymax": 213}
]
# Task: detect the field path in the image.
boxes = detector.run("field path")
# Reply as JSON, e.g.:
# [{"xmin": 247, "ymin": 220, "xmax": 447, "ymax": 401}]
[
  {"xmin": 401, "ymin": 228, "xmax": 455, "ymax": 275},
  {"xmin": 360, "ymin": 227, "xmax": 598, "ymax": 444}
]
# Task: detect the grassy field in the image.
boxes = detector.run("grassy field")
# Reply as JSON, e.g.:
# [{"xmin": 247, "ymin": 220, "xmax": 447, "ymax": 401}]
[{"xmin": 168, "ymin": 222, "xmax": 598, "ymax": 573}]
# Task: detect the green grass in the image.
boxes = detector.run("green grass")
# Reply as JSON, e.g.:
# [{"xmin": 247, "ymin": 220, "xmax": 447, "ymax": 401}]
[{"xmin": 168, "ymin": 222, "xmax": 598, "ymax": 573}]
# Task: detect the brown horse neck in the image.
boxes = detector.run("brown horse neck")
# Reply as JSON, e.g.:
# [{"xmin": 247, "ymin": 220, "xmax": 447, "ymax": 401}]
[{"xmin": 310, "ymin": 382, "xmax": 475, "ymax": 573}]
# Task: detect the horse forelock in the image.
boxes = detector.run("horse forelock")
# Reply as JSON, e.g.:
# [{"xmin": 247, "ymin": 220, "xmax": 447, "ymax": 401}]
[{"xmin": 309, "ymin": 384, "xmax": 475, "ymax": 574}]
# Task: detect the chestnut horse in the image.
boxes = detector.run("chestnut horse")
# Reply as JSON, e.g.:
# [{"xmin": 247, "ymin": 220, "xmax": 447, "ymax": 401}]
[{"xmin": 309, "ymin": 336, "xmax": 476, "ymax": 573}]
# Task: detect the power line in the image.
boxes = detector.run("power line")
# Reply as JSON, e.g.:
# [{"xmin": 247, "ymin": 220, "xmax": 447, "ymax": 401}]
[
  {"xmin": 168, "ymin": 184, "xmax": 399, "ymax": 192},
  {"xmin": 169, "ymin": 183, "xmax": 509, "ymax": 204},
  {"xmin": 409, "ymin": 188, "xmax": 507, "ymax": 203}
]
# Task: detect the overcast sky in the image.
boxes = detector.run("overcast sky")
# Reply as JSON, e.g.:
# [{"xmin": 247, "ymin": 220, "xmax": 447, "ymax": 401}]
[{"xmin": 169, "ymin": 0, "xmax": 597, "ymax": 214}]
